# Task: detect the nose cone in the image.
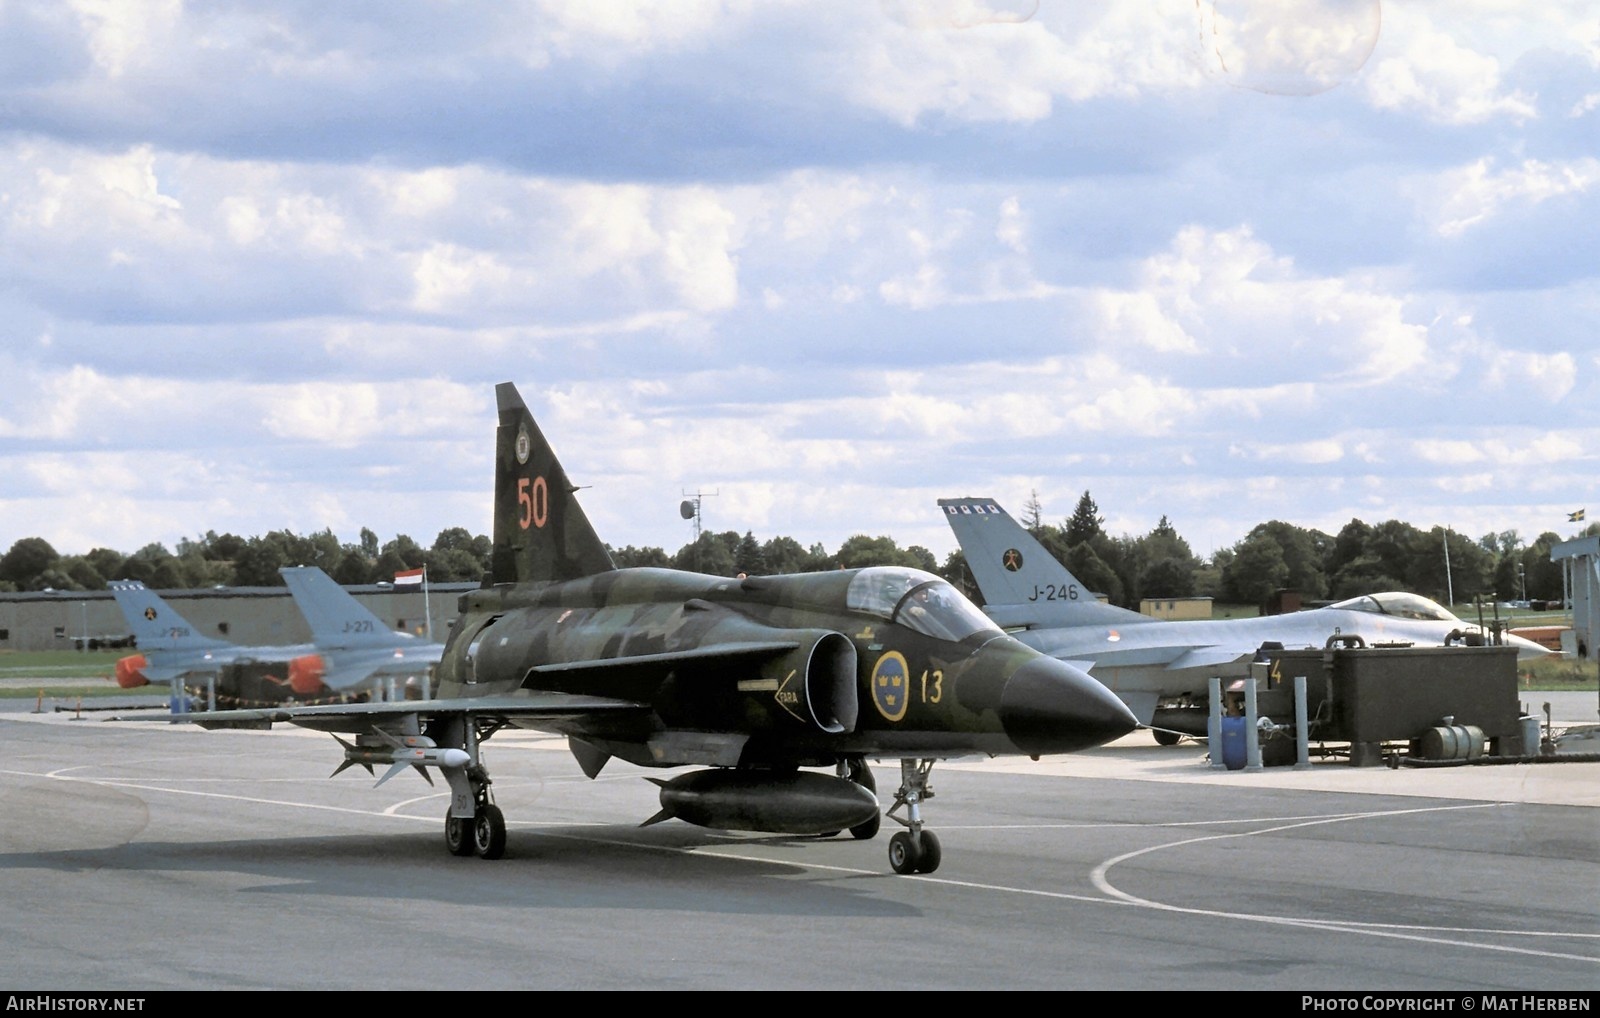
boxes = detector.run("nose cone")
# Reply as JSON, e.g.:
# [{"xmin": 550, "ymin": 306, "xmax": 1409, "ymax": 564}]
[
  {"xmin": 1000, "ymin": 656, "xmax": 1139, "ymax": 756},
  {"xmin": 1506, "ymin": 633, "xmax": 1554, "ymax": 660}
]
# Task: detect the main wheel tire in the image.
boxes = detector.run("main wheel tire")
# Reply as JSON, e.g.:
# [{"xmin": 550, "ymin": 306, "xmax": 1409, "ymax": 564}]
[
  {"xmin": 888, "ymin": 830, "xmax": 922, "ymax": 874},
  {"xmin": 445, "ymin": 811, "xmax": 473, "ymax": 856},
  {"xmin": 474, "ymin": 803, "xmax": 506, "ymax": 860},
  {"xmin": 1153, "ymin": 728, "xmax": 1181, "ymax": 746},
  {"xmin": 914, "ymin": 830, "xmax": 942, "ymax": 873}
]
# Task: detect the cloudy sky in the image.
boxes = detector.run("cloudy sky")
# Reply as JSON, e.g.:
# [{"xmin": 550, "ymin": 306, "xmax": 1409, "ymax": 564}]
[{"xmin": 1, "ymin": 1, "xmax": 1596, "ymax": 567}]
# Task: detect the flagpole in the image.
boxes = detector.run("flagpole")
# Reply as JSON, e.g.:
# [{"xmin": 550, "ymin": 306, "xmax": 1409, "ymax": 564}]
[
  {"xmin": 423, "ymin": 565, "xmax": 431, "ymax": 643},
  {"xmin": 1446, "ymin": 531, "xmax": 1459, "ymax": 611}
]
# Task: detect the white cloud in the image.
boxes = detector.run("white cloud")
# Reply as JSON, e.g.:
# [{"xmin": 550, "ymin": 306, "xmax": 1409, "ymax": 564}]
[
  {"xmin": 1092, "ymin": 291, "xmax": 1200, "ymax": 354},
  {"xmin": 533, "ymin": 0, "xmax": 762, "ymax": 53},
  {"xmin": 0, "ymin": 4, "xmax": 1595, "ymax": 569},
  {"xmin": 657, "ymin": 189, "xmax": 744, "ymax": 312},
  {"xmin": 1227, "ymin": 438, "xmax": 1347, "ymax": 465},
  {"xmin": 1105, "ymin": 226, "xmax": 1430, "ymax": 386},
  {"xmin": 1190, "ymin": 0, "xmax": 1383, "ymax": 97},
  {"xmin": 834, "ymin": 3, "xmax": 1203, "ymax": 126},
  {"xmin": 68, "ymin": 0, "xmax": 182, "ymax": 78},
  {"xmin": 1482, "ymin": 351, "xmax": 1578, "ymax": 402},
  {"xmin": 1411, "ymin": 439, "xmax": 1485, "ymax": 466},
  {"xmin": 995, "ymin": 196, "xmax": 1027, "ymax": 253},
  {"xmin": 261, "ymin": 380, "xmax": 480, "ymax": 447},
  {"xmin": 1429, "ymin": 158, "xmax": 1600, "ymax": 237},
  {"xmin": 1361, "ymin": 10, "xmax": 1537, "ymax": 124},
  {"xmin": 409, "ymin": 244, "xmax": 516, "ymax": 313}
]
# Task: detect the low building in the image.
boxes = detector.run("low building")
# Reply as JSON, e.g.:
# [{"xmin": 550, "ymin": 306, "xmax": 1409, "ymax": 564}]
[
  {"xmin": 1140, "ymin": 596, "xmax": 1213, "ymax": 621},
  {"xmin": 0, "ymin": 583, "xmax": 476, "ymax": 653}
]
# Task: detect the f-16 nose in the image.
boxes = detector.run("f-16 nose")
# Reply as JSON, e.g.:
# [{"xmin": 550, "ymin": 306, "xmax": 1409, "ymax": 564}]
[
  {"xmin": 1505, "ymin": 632, "xmax": 1554, "ymax": 660},
  {"xmin": 1000, "ymin": 656, "xmax": 1138, "ymax": 756}
]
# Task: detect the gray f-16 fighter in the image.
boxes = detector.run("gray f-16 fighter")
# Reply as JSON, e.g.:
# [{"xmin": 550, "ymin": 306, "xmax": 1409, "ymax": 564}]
[
  {"xmin": 278, "ymin": 565, "xmax": 444, "ymax": 693},
  {"xmin": 163, "ymin": 383, "xmax": 1137, "ymax": 874},
  {"xmin": 107, "ymin": 580, "xmax": 318, "ymax": 692},
  {"xmin": 108, "ymin": 571, "xmax": 440, "ymax": 702},
  {"xmin": 941, "ymin": 496, "xmax": 1549, "ymax": 744}
]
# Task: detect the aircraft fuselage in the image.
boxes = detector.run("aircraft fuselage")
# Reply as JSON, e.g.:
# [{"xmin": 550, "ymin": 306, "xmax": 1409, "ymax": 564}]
[{"xmin": 434, "ymin": 565, "xmax": 1131, "ymax": 767}]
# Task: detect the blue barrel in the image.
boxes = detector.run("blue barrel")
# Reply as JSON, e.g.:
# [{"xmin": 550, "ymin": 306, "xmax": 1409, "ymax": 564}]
[{"xmin": 1220, "ymin": 716, "xmax": 1248, "ymax": 770}]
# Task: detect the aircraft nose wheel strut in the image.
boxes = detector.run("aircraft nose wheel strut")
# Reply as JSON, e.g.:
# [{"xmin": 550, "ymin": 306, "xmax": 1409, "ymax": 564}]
[{"xmin": 885, "ymin": 758, "xmax": 942, "ymax": 874}]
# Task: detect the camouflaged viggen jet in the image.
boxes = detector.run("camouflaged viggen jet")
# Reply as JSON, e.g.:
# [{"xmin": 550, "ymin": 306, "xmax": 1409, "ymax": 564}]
[{"xmin": 172, "ymin": 382, "xmax": 1136, "ymax": 875}]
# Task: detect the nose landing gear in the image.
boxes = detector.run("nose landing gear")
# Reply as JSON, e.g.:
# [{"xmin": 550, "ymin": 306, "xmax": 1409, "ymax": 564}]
[{"xmin": 885, "ymin": 758, "xmax": 942, "ymax": 874}]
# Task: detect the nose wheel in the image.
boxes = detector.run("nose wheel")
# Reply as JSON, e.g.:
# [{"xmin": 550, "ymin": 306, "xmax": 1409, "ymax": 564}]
[
  {"xmin": 888, "ymin": 829, "xmax": 942, "ymax": 874},
  {"xmin": 885, "ymin": 758, "xmax": 942, "ymax": 874}
]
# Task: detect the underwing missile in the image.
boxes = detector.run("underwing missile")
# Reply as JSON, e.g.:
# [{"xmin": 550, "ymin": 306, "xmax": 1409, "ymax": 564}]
[{"xmin": 332, "ymin": 734, "xmax": 471, "ymax": 785}]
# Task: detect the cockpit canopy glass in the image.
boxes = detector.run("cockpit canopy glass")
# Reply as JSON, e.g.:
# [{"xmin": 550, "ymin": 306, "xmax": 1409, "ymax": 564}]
[
  {"xmin": 846, "ymin": 567, "xmax": 1002, "ymax": 643},
  {"xmin": 1329, "ymin": 591, "xmax": 1462, "ymax": 623}
]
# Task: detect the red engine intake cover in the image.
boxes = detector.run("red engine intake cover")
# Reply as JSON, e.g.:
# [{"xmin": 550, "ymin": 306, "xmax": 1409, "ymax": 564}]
[
  {"xmin": 288, "ymin": 654, "xmax": 327, "ymax": 695},
  {"xmin": 114, "ymin": 655, "xmax": 150, "ymax": 688}
]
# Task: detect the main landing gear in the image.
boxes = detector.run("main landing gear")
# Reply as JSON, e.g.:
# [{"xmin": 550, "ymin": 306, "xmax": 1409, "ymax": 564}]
[
  {"xmin": 437, "ymin": 716, "xmax": 507, "ymax": 860},
  {"xmin": 884, "ymin": 758, "xmax": 942, "ymax": 875},
  {"xmin": 444, "ymin": 795, "xmax": 505, "ymax": 860}
]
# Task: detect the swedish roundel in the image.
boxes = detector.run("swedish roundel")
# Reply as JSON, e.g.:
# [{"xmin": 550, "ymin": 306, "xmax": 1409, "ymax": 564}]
[{"xmin": 871, "ymin": 651, "xmax": 911, "ymax": 723}]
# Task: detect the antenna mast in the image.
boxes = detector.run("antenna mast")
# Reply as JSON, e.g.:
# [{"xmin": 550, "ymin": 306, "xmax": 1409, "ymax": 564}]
[{"xmin": 679, "ymin": 489, "xmax": 718, "ymax": 572}]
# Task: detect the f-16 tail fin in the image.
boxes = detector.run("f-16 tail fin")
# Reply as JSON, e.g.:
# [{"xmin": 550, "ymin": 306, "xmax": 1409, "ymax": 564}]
[
  {"xmin": 491, "ymin": 382, "xmax": 616, "ymax": 585},
  {"xmin": 280, "ymin": 565, "xmax": 410, "ymax": 648},
  {"xmin": 107, "ymin": 581, "xmax": 235, "ymax": 654},
  {"xmin": 939, "ymin": 497, "xmax": 1144, "ymax": 628},
  {"xmin": 107, "ymin": 580, "xmax": 238, "ymax": 686}
]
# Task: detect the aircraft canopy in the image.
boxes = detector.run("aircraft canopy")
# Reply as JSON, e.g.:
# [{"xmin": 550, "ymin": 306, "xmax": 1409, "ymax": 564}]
[
  {"xmin": 1328, "ymin": 591, "xmax": 1462, "ymax": 623},
  {"xmin": 847, "ymin": 567, "xmax": 1003, "ymax": 643}
]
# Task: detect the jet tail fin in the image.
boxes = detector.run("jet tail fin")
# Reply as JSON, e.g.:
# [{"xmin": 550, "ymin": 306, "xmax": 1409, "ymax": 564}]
[
  {"xmin": 939, "ymin": 498, "xmax": 1092, "ymax": 605},
  {"xmin": 491, "ymin": 382, "xmax": 616, "ymax": 585},
  {"xmin": 106, "ymin": 581, "xmax": 234, "ymax": 654},
  {"xmin": 280, "ymin": 565, "xmax": 406, "ymax": 648},
  {"xmin": 939, "ymin": 497, "xmax": 1144, "ymax": 626}
]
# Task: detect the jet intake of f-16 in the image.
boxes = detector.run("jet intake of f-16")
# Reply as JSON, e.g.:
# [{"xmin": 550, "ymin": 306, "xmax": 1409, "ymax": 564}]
[
  {"xmin": 643, "ymin": 769, "xmax": 879, "ymax": 835},
  {"xmin": 115, "ymin": 654, "xmax": 150, "ymax": 688}
]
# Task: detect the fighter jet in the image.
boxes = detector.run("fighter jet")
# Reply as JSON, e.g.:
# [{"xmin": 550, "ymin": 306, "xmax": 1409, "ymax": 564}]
[
  {"xmin": 940, "ymin": 496, "xmax": 1550, "ymax": 744},
  {"xmin": 107, "ymin": 580, "xmax": 320, "ymax": 695},
  {"xmin": 161, "ymin": 383, "xmax": 1137, "ymax": 874},
  {"xmin": 107, "ymin": 577, "xmax": 428, "ymax": 705},
  {"xmin": 278, "ymin": 565, "xmax": 443, "ymax": 695}
]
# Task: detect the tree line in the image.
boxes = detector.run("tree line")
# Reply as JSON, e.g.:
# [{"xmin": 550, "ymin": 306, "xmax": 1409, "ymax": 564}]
[
  {"xmin": 1, "ymin": 491, "xmax": 1591, "ymax": 611},
  {"xmin": 1020, "ymin": 491, "xmax": 1588, "ymax": 611}
]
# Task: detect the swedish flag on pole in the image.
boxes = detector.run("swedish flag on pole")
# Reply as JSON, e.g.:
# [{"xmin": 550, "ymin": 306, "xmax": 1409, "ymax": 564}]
[{"xmin": 1569, "ymin": 509, "xmax": 1586, "ymax": 522}]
